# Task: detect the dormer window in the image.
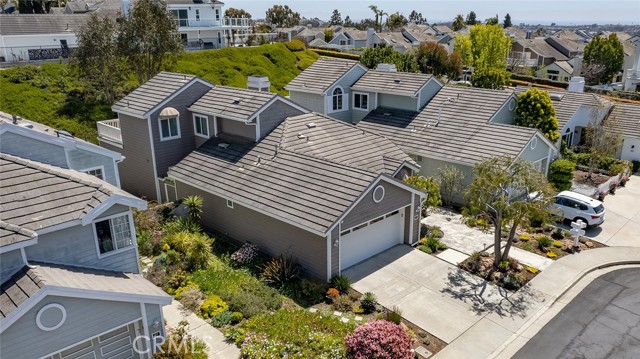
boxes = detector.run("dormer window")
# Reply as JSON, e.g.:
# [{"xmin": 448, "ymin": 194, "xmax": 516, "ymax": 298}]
[
  {"xmin": 332, "ymin": 87, "xmax": 343, "ymax": 111},
  {"xmin": 193, "ymin": 114, "xmax": 209, "ymax": 138},
  {"xmin": 354, "ymin": 92, "xmax": 369, "ymax": 111},
  {"xmin": 159, "ymin": 107, "xmax": 181, "ymax": 141},
  {"xmin": 94, "ymin": 214, "xmax": 133, "ymax": 256}
]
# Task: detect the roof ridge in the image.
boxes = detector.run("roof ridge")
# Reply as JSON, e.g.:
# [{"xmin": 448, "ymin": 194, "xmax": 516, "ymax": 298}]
[{"xmin": 0, "ymin": 220, "xmax": 37, "ymax": 239}]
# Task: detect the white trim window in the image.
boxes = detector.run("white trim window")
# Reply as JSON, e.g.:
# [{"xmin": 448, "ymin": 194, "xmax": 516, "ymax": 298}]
[
  {"xmin": 94, "ymin": 214, "xmax": 134, "ymax": 255},
  {"xmin": 195, "ymin": 9, "xmax": 200, "ymax": 21},
  {"xmin": 159, "ymin": 117, "xmax": 180, "ymax": 141},
  {"xmin": 227, "ymin": 200, "xmax": 234, "ymax": 209},
  {"xmin": 215, "ymin": 8, "xmax": 220, "ymax": 21},
  {"xmin": 193, "ymin": 114, "xmax": 209, "ymax": 138},
  {"xmin": 353, "ymin": 92, "xmax": 369, "ymax": 111},
  {"xmin": 82, "ymin": 166, "xmax": 105, "ymax": 180},
  {"xmin": 331, "ymin": 87, "xmax": 346, "ymax": 112}
]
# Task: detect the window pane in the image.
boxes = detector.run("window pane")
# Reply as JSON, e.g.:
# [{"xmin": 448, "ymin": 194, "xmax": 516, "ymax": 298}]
[
  {"xmin": 195, "ymin": 117, "xmax": 202, "ymax": 134},
  {"xmin": 200, "ymin": 118, "xmax": 208, "ymax": 136},
  {"xmin": 169, "ymin": 118, "xmax": 178, "ymax": 137},
  {"xmin": 354, "ymin": 94, "xmax": 361, "ymax": 108},
  {"xmin": 96, "ymin": 220, "xmax": 114, "ymax": 254},
  {"xmin": 161, "ymin": 119, "xmax": 170, "ymax": 138},
  {"xmin": 111, "ymin": 215, "xmax": 132, "ymax": 249},
  {"xmin": 362, "ymin": 95, "xmax": 368, "ymax": 108}
]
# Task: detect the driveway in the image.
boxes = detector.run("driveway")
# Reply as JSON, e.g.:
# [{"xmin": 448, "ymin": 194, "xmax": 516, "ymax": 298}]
[
  {"xmin": 343, "ymin": 245, "xmax": 542, "ymax": 344},
  {"xmin": 514, "ymin": 267, "xmax": 640, "ymax": 359}
]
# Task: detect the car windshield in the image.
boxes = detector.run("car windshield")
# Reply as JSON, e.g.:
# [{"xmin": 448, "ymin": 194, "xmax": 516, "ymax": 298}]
[{"xmin": 593, "ymin": 204, "xmax": 604, "ymax": 214}]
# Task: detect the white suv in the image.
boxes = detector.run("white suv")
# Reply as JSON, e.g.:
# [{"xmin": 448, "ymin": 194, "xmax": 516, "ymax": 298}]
[{"xmin": 550, "ymin": 191, "xmax": 605, "ymax": 227}]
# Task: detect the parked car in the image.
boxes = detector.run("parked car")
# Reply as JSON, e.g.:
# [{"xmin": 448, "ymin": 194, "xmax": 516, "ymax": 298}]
[{"xmin": 550, "ymin": 191, "xmax": 605, "ymax": 227}]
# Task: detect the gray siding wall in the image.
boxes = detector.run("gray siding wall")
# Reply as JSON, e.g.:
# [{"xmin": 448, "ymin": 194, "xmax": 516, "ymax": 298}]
[
  {"xmin": 489, "ymin": 97, "xmax": 516, "ymax": 124},
  {"xmin": 219, "ymin": 117, "xmax": 256, "ymax": 139},
  {"xmin": 354, "ymin": 39, "xmax": 367, "ymax": 48},
  {"xmin": 419, "ymin": 80, "xmax": 442, "ymax": 109},
  {"xmin": 150, "ymin": 82, "xmax": 212, "ymax": 178},
  {"xmin": 330, "ymin": 227, "xmax": 339, "ymax": 279},
  {"xmin": 410, "ymin": 193, "xmax": 421, "ymax": 243},
  {"xmin": 25, "ymin": 207, "xmax": 138, "ymax": 273},
  {"xmin": 351, "ymin": 90, "xmax": 376, "ymax": 123},
  {"xmin": 67, "ymin": 149, "xmax": 118, "ymax": 187},
  {"xmin": 519, "ymin": 135, "xmax": 552, "ymax": 162},
  {"xmin": 0, "ymin": 249, "xmax": 24, "ymax": 279},
  {"xmin": 341, "ymin": 182, "xmax": 412, "ymax": 230},
  {"xmin": 118, "ymin": 113, "xmax": 157, "ymax": 200},
  {"xmin": 326, "ymin": 65, "xmax": 368, "ymax": 122},
  {"xmin": 175, "ymin": 181, "xmax": 328, "ymax": 279},
  {"xmin": 258, "ymin": 100, "xmax": 306, "ymax": 139},
  {"xmin": 289, "ymin": 91, "xmax": 325, "ymax": 114},
  {"xmin": 0, "ymin": 132, "xmax": 67, "ymax": 167},
  {"xmin": 378, "ymin": 93, "xmax": 418, "ymax": 111},
  {"xmin": 190, "ymin": 113, "xmax": 215, "ymax": 148},
  {"xmin": 415, "ymin": 155, "xmax": 474, "ymax": 205},
  {"xmin": 145, "ymin": 303, "xmax": 164, "ymax": 337},
  {"xmin": 0, "ymin": 296, "xmax": 142, "ymax": 359},
  {"xmin": 329, "ymin": 33, "xmax": 349, "ymax": 45}
]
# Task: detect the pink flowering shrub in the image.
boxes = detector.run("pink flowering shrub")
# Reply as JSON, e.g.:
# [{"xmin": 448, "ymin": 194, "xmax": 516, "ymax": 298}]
[
  {"xmin": 231, "ymin": 242, "xmax": 259, "ymax": 265},
  {"xmin": 345, "ymin": 320, "xmax": 413, "ymax": 359}
]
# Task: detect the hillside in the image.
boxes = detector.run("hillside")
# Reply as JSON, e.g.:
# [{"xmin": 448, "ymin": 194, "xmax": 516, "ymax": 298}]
[{"xmin": 0, "ymin": 43, "xmax": 318, "ymax": 143}]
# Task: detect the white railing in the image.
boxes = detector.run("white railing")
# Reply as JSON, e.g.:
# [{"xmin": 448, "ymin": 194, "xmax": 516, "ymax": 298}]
[
  {"xmin": 97, "ymin": 119, "xmax": 122, "ymax": 144},
  {"xmin": 223, "ymin": 17, "xmax": 251, "ymax": 27},
  {"xmin": 626, "ymin": 70, "xmax": 640, "ymax": 80}
]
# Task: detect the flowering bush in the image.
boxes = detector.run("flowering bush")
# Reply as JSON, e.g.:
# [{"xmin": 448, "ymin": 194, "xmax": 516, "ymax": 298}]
[
  {"xmin": 327, "ymin": 288, "xmax": 340, "ymax": 301},
  {"xmin": 231, "ymin": 242, "xmax": 259, "ymax": 266},
  {"xmin": 200, "ymin": 294, "xmax": 229, "ymax": 318},
  {"xmin": 345, "ymin": 320, "xmax": 413, "ymax": 359}
]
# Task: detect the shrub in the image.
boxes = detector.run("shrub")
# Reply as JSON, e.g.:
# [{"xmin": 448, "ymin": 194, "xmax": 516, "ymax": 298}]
[
  {"xmin": 200, "ymin": 294, "xmax": 229, "ymax": 318},
  {"xmin": 175, "ymin": 284, "xmax": 206, "ymax": 312},
  {"xmin": 261, "ymin": 255, "xmax": 300, "ymax": 288},
  {"xmin": 426, "ymin": 236, "xmax": 447, "ymax": 252},
  {"xmin": 333, "ymin": 294, "xmax": 353, "ymax": 311},
  {"xmin": 331, "ymin": 275, "xmax": 351, "ymax": 294},
  {"xmin": 145, "ymin": 262, "xmax": 169, "ymax": 289},
  {"xmin": 155, "ymin": 320, "xmax": 207, "ymax": 359},
  {"xmin": 284, "ymin": 39, "xmax": 306, "ymax": 51},
  {"xmin": 384, "ymin": 305, "xmax": 403, "ymax": 325},
  {"xmin": 226, "ymin": 282, "xmax": 283, "ymax": 318},
  {"xmin": 519, "ymin": 234, "xmax": 531, "ymax": 241},
  {"xmin": 345, "ymin": 320, "xmax": 413, "ymax": 359},
  {"xmin": 498, "ymin": 261, "xmax": 510, "ymax": 271},
  {"xmin": 551, "ymin": 227, "xmax": 565, "ymax": 239},
  {"xmin": 186, "ymin": 232, "xmax": 213, "ymax": 271},
  {"xmin": 183, "ymin": 195, "xmax": 203, "ymax": 222},
  {"xmin": 536, "ymin": 235, "xmax": 553, "ymax": 250},
  {"xmin": 546, "ymin": 251, "xmax": 558, "ymax": 258},
  {"xmin": 230, "ymin": 242, "xmax": 259, "ymax": 266},
  {"xmin": 167, "ymin": 269, "xmax": 190, "ymax": 293},
  {"xmin": 360, "ymin": 292, "xmax": 377, "ymax": 314},
  {"xmin": 502, "ymin": 273, "xmax": 526, "ymax": 290},
  {"xmin": 632, "ymin": 160, "xmax": 640, "ymax": 173},
  {"xmin": 311, "ymin": 48, "xmax": 361, "ymax": 60},
  {"xmin": 210, "ymin": 310, "xmax": 233, "ymax": 327},
  {"xmin": 526, "ymin": 266, "xmax": 539, "ymax": 274},
  {"xmin": 327, "ymin": 287, "xmax": 340, "ymax": 301},
  {"xmin": 553, "ymin": 240, "xmax": 563, "ymax": 248},
  {"xmin": 548, "ymin": 159, "xmax": 575, "ymax": 191},
  {"xmin": 230, "ymin": 311, "xmax": 243, "ymax": 324},
  {"xmin": 280, "ymin": 278, "xmax": 326, "ymax": 307},
  {"xmin": 404, "ymin": 175, "xmax": 442, "ymax": 213},
  {"xmin": 224, "ymin": 328, "xmax": 246, "ymax": 347},
  {"xmin": 137, "ymin": 228, "xmax": 163, "ymax": 257}
]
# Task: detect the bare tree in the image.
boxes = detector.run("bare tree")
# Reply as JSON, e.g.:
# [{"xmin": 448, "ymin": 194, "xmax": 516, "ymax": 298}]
[{"xmin": 584, "ymin": 106, "xmax": 623, "ymax": 179}]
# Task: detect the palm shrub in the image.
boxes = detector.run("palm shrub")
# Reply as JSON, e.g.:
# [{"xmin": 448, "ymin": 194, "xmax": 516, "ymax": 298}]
[
  {"xmin": 345, "ymin": 320, "xmax": 413, "ymax": 359},
  {"xmin": 261, "ymin": 255, "xmax": 300, "ymax": 288},
  {"xmin": 330, "ymin": 275, "xmax": 351, "ymax": 294},
  {"xmin": 186, "ymin": 232, "xmax": 213, "ymax": 270},
  {"xmin": 548, "ymin": 159, "xmax": 575, "ymax": 191},
  {"xmin": 360, "ymin": 292, "xmax": 377, "ymax": 314},
  {"xmin": 183, "ymin": 195, "xmax": 203, "ymax": 222}
]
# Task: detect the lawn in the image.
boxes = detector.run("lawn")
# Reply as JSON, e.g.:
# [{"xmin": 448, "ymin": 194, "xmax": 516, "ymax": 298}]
[{"xmin": 0, "ymin": 43, "xmax": 318, "ymax": 143}]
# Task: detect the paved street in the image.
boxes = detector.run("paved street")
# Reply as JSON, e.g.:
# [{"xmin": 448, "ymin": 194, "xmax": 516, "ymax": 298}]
[{"xmin": 514, "ymin": 268, "xmax": 640, "ymax": 359}]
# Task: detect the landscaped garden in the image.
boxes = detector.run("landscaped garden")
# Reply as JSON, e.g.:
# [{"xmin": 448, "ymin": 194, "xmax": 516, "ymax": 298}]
[{"xmin": 135, "ymin": 196, "xmax": 444, "ymax": 358}]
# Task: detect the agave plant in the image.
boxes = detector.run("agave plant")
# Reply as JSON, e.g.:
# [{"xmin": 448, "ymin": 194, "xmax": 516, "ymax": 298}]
[{"xmin": 261, "ymin": 255, "xmax": 300, "ymax": 288}]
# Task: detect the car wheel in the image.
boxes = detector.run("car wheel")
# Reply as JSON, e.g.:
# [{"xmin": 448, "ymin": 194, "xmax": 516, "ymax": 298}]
[{"xmin": 573, "ymin": 217, "xmax": 589, "ymax": 228}]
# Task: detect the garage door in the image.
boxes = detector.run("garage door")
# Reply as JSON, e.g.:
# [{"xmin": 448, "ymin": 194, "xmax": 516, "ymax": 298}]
[
  {"xmin": 340, "ymin": 210, "xmax": 405, "ymax": 270},
  {"xmin": 44, "ymin": 321, "xmax": 142, "ymax": 359}
]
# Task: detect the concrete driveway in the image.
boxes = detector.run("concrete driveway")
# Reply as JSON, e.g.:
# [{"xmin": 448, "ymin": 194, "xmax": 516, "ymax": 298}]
[{"xmin": 343, "ymin": 245, "xmax": 542, "ymax": 344}]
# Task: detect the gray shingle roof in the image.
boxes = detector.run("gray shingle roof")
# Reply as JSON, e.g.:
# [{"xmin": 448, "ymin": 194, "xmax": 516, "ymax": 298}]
[
  {"xmin": 169, "ymin": 113, "xmax": 414, "ymax": 234},
  {"xmin": 0, "ymin": 221, "xmax": 36, "ymax": 248},
  {"xmin": 608, "ymin": 102, "xmax": 640, "ymax": 139},
  {"xmin": 0, "ymin": 153, "xmax": 137, "ymax": 232},
  {"xmin": 188, "ymin": 86, "xmax": 277, "ymax": 120},
  {"xmin": 357, "ymin": 86, "xmax": 541, "ymax": 166},
  {"xmin": 352, "ymin": 70, "xmax": 435, "ymax": 97},
  {"xmin": 112, "ymin": 72, "xmax": 209, "ymax": 117},
  {"xmin": 0, "ymin": 263, "xmax": 170, "ymax": 319},
  {"xmin": 285, "ymin": 58, "xmax": 363, "ymax": 94},
  {"xmin": 516, "ymin": 38, "xmax": 568, "ymax": 61},
  {"xmin": 0, "ymin": 14, "xmax": 90, "ymax": 36}
]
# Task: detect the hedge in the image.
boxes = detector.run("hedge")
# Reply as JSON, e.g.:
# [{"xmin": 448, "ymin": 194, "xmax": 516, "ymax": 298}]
[
  {"xmin": 548, "ymin": 159, "xmax": 575, "ymax": 191},
  {"xmin": 310, "ymin": 49, "xmax": 361, "ymax": 60}
]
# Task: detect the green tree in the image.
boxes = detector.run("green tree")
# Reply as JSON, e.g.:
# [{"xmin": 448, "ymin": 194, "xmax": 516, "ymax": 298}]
[
  {"xmin": 73, "ymin": 13, "xmax": 126, "ymax": 104},
  {"xmin": 224, "ymin": 7, "xmax": 252, "ymax": 19},
  {"xmin": 515, "ymin": 88, "xmax": 560, "ymax": 142},
  {"xmin": 485, "ymin": 15, "xmax": 499, "ymax": 25},
  {"xmin": 548, "ymin": 159, "xmax": 575, "ymax": 191},
  {"xmin": 452, "ymin": 14, "xmax": 466, "ymax": 31},
  {"xmin": 453, "ymin": 34, "xmax": 473, "ymax": 66},
  {"xmin": 118, "ymin": 0, "xmax": 182, "ymax": 85},
  {"xmin": 405, "ymin": 175, "xmax": 442, "ymax": 214},
  {"xmin": 438, "ymin": 165, "xmax": 465, "ymax": 207},
  {"xmin": 329, "ymin": 9, "xmax": 342, "ymax": 25},
  {"xmin": 582, "ymin": 34, "xmax": 624, "ymax": 85},
  {"xmin": 465, "ymin": 157, "xmax": 555, "ymax": 267},
  {"xmin": 503, "ymin": 13, "xmax": 512, "ymax": 28},
  {"xmin": 386, "ymin": 12, "xmax": 408, "ymax": 31},
  {"xmin": 584, "ymin": 111, "xmax": 623, "ymax": 179},
  {"xmin": 465, "ymin": 11, "xmax": 477, "ymax": 25},
  {"xmin": 360, "ymin": 44, "xmax": 419, "ymax": 72},
  {"xmin": 415, "ymin": 42, "xmax": 450, "ymax": 77},
  {"xmin": 368, "ymin": 4, "xmax": 387, "ymax": 31},
  {"xmin": 465, "ymin": 24, "xmax": 512, "ymax": 89},
  {"xmin": 344, "ymin": 15, "xmax": 354, "ymax": 27},
  {"xmin": 324, "ymin": 28, "xmax": 334, "ymax": 42},
  {"xmin": 265, "ymin": 5, "xmax": 301, "ymax": 28},
  {"xmin": 409, "ymin": 10, "xmax": 426, "ymax": 25}
]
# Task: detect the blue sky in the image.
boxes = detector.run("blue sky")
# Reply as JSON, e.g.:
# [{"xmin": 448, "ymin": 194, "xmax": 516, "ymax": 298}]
[{"xmin": 228, "ymin": 1, "xmax": 639, "ymax": 25}]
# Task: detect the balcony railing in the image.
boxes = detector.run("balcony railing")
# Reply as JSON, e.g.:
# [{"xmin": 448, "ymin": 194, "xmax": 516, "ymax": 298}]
[
  {"xmin": 97, "ymin": 119, "xmax": 122, "ymax": 144},
  {"xmin": 174, "ymin": 17, "xmax": 250, "ymax": 29},
  {"xmin": 626, "ymin": 70, "xmax": 640, "ymax": 80}
]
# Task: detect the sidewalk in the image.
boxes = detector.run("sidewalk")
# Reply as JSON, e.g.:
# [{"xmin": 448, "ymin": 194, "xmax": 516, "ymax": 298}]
[
  {"xmin": 433, "ymin": 246, "xmax": 640, "ymax": 359},
  {"xmin": 163, "ymin": 300, "xmax": 240, "ymax": 359}
]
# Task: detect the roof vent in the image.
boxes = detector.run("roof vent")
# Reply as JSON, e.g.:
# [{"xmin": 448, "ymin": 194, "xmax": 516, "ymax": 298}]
[
  {"xmin": 393, "ymin": 78, "xmax": 401, "ymax": 84},
  {"xmin": 247, "ymin": 76, "xmax": 270, "ymax": 92},
  {"xmin": 549, "ymin": 93, "xmax": 564, "ymax": 101},
  {"xmin": 306, "ymin": 122, "xmax": 317, "ymax": 129},
  {"xmin": 232, "ymin": 98, "xmax": 241, "ymax": 104},
  {"xmin": 218, "ymin": 143, "xmax": 229, "ymax": 149},
  {"xmin": 375, "ymin": 63, "xmax": 397, "ymax": 72},
  {"xmin": 297, "ymin": 133, "xmax": 307, "ymax": 139},
  {"xmin": 18, "ymin": 123, "xmax": 33, "ymax": 129}
]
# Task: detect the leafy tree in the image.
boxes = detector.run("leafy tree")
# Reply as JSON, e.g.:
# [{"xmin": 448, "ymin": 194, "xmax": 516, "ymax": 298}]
[
  {"xmin": 453, "ymin": 33, "xmax": 473, "ymax": 66},
  {"xmin": 452, "ymin": 14, "xmax": 466, "ymax": 31},
  {"xmin": 465, "ymin": 157, "xmax": 555, "ymax": 267},
  {"xmin": 118, "ymin": 0, "xmax": 182, "ymax": 85},
  {"xmin": 409, "ymin": 10, "xmax": 426, "ymax": 24},
  {"xmin": 225, "ymin": 7, "xmax": 252, "ymax": 19},
  {"xmin": 465, "ymin": 11, "xmax": 477, "ymax": 25},
  {"xmin": 73, "ymin": 14, "xmax": 126, "ymax": 104},
  {"xmin": 515, "ymin": 88, "xmax": 560, "ymax": 142},
  {"xmin": 343, "ymin": 15, "xmax": 354, "ymax": 27},
  {"xmin": 386, "ymin": 12, "xmax": 408, "ymax": 31},
  {"xmin": 404, "ymin": 175, "xmax": 442, "ymax": 214},
  {"xmin": 582, "ymin": 34, "xmax": 624, "ymax": 85},
  {"xmin": 265, "ymin": 5, "xmax": 301, "ymax": 28},
  {"xmin": 329, "ymin": 9, "xmax": 342, "ymax": 25},
  {"xmin": 503, "ymin": 13, "xmax": 512, "ymax": 28},
  {"xmin": 446, "ymin": 51, "xmax": 464, "ymax": 80},
  {"xmin": 438, "ymin": 165, "xmax": 465, "ymax": 207},
  {"xmin": 465, "ymin": 24, "xmax": 512, "ymax": 89},
  {"xmin": 415, "ymin": 42, "xmax": 453, "ymax": 78},
  {"xmin": 485, "ymin": 15, "xmax": 499, "ymax": 25},
  {"xmin": 584, "ymin": 111, "xmax": 623, "ymax": 179},
  {"xmin": 360, "ymin": 44, "xmax": 419, "ymax": 72},
  {"xmin": 324, "ymin": 28, "xmax": 334, "ymax": 42},
  {"xmin": 534, "ymin": 27, "xmax": 546, "ymax": 37}
]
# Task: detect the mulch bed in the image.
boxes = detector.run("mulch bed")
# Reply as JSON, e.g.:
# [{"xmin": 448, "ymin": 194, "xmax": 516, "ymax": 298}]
[
  {"xmin": 459, "ymin": 253, "xmax": 539, "ymax": 290},
  {"xmin": 574, "ymin": 169, "xmax": 610, "ymax": 186},
  {"xmin": 513, "ymin": 234, "xmax": 606, "ymax": 260}
]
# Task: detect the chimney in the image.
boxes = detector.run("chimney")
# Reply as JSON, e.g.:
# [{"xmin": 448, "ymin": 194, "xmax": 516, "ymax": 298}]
[
  {"xmin": 376, "ymin": 63, "xmax": 397, "ymax": 72},
  {"xmin": 568, "ymin": 76, "xmax": 585, "ymax": 93},
  {"xmin": 366, "ymin": 27, "xmax": 375, "ymax": 48},
  {"xmin": 247, "ymin": 76, "xmax": 270, "ymax": 92},
  {"xmin": 526, "ymin": 30, "xmax": 532, "ymax": 39}
]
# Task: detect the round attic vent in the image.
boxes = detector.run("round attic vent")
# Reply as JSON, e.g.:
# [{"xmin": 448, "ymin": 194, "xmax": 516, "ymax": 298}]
[
  {"xmin": 372, "ymin": 185, "xmax": 385, "ymax": 203},
  {"xmin": 159, "ymin": 107, "xmax": 179, "ymax": 118},
  {"xmin": 36, "ymin": 303, "xmax": 66, "ymax": 331}
]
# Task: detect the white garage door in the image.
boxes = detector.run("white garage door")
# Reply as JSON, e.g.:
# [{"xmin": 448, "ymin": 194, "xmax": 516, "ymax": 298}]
[
  {"xmin": 44, "ymin": 321, "xmax": 142, "ymax": 359},
  {"xmin": 340, "ymin": 210, "xmax": 405, "ymax": 270}
]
